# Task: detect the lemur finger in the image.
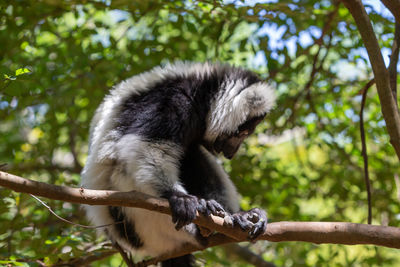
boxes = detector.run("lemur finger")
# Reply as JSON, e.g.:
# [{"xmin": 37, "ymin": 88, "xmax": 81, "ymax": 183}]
[
  {"xmin": 206, "ymin": 201, "xmax": 216, "ymax": 215},
  {"xmin": 174, "ymin": 198, "xmax": 187, "ymax": 222},
  {"xmin": 197, "ymin": 198, "xmax": 210, "ymax": 216},
  {"xmin": 248, "ymin": 220, "xmax": 266, "ymax": 240},
  {"xmin": 184, "ymin": 198, "xmax": 197, "ymax": 222},
  {"xmin": 175, "ymin": 219, "xmax": 186, "ymax": 231},
  {"xmin": 231, "ymin": 214, "xmax": 252, "ymax": 231},
  {"xmin": 208, "ymin": 200, "xmax": 225, "ymax": 212},
  {"xmin": 169, "ymin": 193, "xmax": 198, "ymax": 229},
  {"xmin": 248, "ymin": 208, "xmax": 267, "ymax": 224},
  {"xmin": 248, "ymin": 212, "xmax": 260, "ymax": 223},
  {"xmin": 206, "ymin": 199, "xmax": 226, "ymax": 218}
]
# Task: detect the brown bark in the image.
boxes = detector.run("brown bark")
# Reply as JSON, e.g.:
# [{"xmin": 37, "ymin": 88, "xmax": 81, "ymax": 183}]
[
  {"xmin": 1, "ymin": 170, "xmax": 400, "ymax": 253},
  {"xmin": 341, "ymin": 0, "xmax": 400, "ymax": 161},
  {"xmin": 388, "ymin": 23, "xmax": 400, "ymax": 101},
  {"xmin": 223, "ymin": 244, "xmax": 276, "ymax": 267},
  {"xmin": 380, "ymin": 0, "xmax": 400, "ymax": 22}
]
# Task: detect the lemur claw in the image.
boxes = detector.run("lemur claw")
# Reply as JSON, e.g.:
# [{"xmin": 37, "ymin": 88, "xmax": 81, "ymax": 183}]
[
  {"xmin": 229, "ymin": 208, "xmax": 267, "ymax": 240},
  {"xmin": 168, "ymin": 191, "xmax": 226, "ymax": 230}
]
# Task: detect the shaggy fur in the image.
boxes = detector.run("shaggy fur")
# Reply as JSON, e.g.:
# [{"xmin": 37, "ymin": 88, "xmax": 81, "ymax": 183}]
[{"xmin": 81, "ymin": 62, "xmax": 275, "ymax": 264}]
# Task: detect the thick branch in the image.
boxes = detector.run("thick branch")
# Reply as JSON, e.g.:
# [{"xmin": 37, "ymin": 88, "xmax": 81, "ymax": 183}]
[
  {"xmin": 0, "ymin": 171, "xmax": 242, "ymax": 241},
  {"xmin": 1, "ymin": 171, "xmax": 400, "ymax": 252},
  {"xmin": 143, "ymin": 220, "xmax": 400, "ymax": 266},
  {"xmin": 341, "ymin": 0, "xmax": 400, "ymax": 161}
]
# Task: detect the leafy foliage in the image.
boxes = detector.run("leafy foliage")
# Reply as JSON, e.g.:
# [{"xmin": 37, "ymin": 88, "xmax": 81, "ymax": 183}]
[{"xmin": 0, "ymin": 0, "xmax": 399, "ymax": 266}]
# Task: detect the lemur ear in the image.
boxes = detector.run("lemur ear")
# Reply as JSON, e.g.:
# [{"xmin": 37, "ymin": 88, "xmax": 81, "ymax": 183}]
[{"xmin": 240, "ymin": 82, "xmax": 276, "ymax": 115}]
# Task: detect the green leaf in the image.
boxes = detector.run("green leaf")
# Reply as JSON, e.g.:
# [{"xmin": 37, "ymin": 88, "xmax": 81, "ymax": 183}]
[
  {"xmin": 3, "ymin": 74, "xmax": 16, "ymax": 80},
  {"xmin": 15, "ymin": 68, "xmax": 31, "ymax": 76}
]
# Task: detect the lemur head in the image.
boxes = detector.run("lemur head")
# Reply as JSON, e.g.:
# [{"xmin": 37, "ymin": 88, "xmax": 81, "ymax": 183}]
[{"xmin": 204, "ymin": 72, "xmax": 276, "ymax": 159}]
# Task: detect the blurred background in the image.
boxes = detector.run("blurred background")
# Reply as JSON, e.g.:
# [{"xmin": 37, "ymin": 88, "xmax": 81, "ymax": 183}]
[{"xmin": 1, "ymin": 0, "xmax": 399, "ymax": 266}]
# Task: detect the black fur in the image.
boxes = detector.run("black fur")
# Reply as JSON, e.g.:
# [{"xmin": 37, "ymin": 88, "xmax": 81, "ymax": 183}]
[
  {"xmin": 116, "ymin": 68, "xmax": 260, "ymax": 146},
  {"xmin": 110, "ymin": 67, "xmax": 263, "ymax": 248},
  {"xmin": 180, "ymin": 144, "xmax": 234, "ymax": 212},
  {"xmin": 163, "ymin": 184, "xmax": 225, "ymax": 232},
  {"xmin": 108, "ymin": 206, "xmax": 143, "ymax": 248},
  {"xmin": 231, "ymin": 208, "xmax": 267, "ymax": 240},
  {"xmin": 165, "ymin": 191, "xmax": 200, "ymax": 231},
  {"xmin": 237, "ymin": 115, "xmax": 265, "ymax": 134},
  {"xmin": 161, "ymin": 254, "xmax": 195, "ymax": 267},
  {"xmin": 88, "ymin": 63, "xmax": 270, "ymax": 258}
]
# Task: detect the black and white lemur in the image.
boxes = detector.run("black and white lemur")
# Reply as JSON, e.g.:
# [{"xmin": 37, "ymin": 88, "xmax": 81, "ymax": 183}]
[{"xmin": 81, "ymin": 61, "xmax": 276, "ymax": 266}]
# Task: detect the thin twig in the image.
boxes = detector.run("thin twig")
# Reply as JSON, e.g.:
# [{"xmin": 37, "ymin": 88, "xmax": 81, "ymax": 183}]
[
  {"xmin": 113, "ymin": 241, "xmax": 135, "ymax": 267},
  {"xmin": 54, "ymin": 250, "xmax": 117, "ymax": 266},
  {"xmin": 223, "ymin": 244, "xmax": 276, "ymax": 267},
  {"xmin": 67, "ymin": 118, "xmax": 83, "ymax": 173},
  {"xmin": 359, "ymin": 79, "xmax": 375, "ymax": 224},
  {"xmin": 280, "ymin": 5, "xmax": 338, "ymax": 129},
  {"xmin": 394, "ymin": 173, "xmax": 400, "ymax": 201},
  {"xmin": 0, "ymin": 163, "xmax": 7, "ymax": 170},
  {"xmin": 29, "ymin": 194, "xmax": 123, "ymax": 229},
  {"xmin": 16, "ymin": 259, "xmax": 46, "ymax": 266},
  {"xmin": 388, "ymin": 22, "xmax": 400, "ymax": 102},
  {"xmin": 7, "ymin": 163, "xmax": 79, "ymax": 173}
]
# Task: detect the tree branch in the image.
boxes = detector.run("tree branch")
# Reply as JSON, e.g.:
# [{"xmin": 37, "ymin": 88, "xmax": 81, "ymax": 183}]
[
  {"xmin": 380, "ymin": 0, "xmax": 400, "ymax": 22},
  {"xmin": 67, "ymin": 120, "xmax": 83, "ymax": 173},
  {"xmin": 1, "ymin": 171, "xmax": 400, "ymax": 265},
  {"xmin": 0, "ymin": 171, "xmax": 400, "ymax": 245},
  {"xmin": 4, "ymin": 163, "xmax": 80, "ymax": 174},
  {"xmin": 54, "ymin": 250, "xmax": 117, "ymax": 266},
  {"xmin": 341, "ymin": 0, "xmax": 400, "ymax": 161},
  {"xmin": 223, "ymin": 244, "xmax": 276, "ymax": 267},
  {"xmin": 388, "ymin": 22, "xmax": 400, "ymax": 101},
  {"xmin": 359, "ymin": 79, "xmax": 375, "ymax": 224}
]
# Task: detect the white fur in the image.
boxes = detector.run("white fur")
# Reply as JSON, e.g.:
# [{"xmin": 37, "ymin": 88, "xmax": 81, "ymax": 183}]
[
  {"xmin": 205, "ymin": 81, "xmax": 276, "ymax": 142},
  {"xmin": 86, "ymin": 61, "xmax": 218, "ymax": 165},
  {"xmin": 81, "ymin": 61, "xmax": 274, "ymax": 258},
  {"xmin": 87, "ymin": 61, "xmax": 276, "ymax": 162},
  {"xmin": 82, "ymin": 62, "xmax": 220, "ymax": 257},
  {"xmin": 82, "ymin": 135, "xmax": 197, "ymax": 256},
  {"xmin": 114, "ymin": 135, "xmax": 185, "ymax": 195},
  {"xmin": 122, "ymin": 208, "xmax": 197, "ymax": 257}
]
